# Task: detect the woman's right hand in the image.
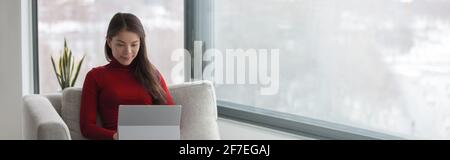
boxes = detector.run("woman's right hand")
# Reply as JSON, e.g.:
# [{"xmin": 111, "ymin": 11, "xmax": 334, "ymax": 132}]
[{"xmin": 113, "ymin": 132, "xmax": 118, "ymax": 140}]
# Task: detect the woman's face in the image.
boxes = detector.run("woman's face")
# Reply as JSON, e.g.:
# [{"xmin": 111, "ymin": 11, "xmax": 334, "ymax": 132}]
[{"xmin": 108, "ymin": 30, "xmax": 140, "ymax": 66}]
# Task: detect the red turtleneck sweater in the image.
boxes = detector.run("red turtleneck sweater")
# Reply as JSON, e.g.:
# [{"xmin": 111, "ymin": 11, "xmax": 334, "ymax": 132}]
[{"xmin": 79, "ymin": 58, "xmax": 174, "ymax": 140}]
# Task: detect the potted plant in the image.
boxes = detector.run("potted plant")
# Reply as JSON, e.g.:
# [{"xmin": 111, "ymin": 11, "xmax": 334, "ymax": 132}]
[{"xmin": 51, "ymin": 38, "xmax": 85, "ymax": 90}]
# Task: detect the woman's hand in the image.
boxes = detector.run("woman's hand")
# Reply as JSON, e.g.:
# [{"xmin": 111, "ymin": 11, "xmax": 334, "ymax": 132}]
[{"xmin": 113, "ymin": 132, "xmax": 118, "ymax": 140}]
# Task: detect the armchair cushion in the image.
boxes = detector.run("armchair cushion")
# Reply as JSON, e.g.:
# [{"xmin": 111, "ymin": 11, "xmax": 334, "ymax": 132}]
[
  {"xmin": 61, "ymin": 88, "xmax": 87, "ymax": 140},
  {"xmin": 171, "ymin": 81, "xmax": 220, "ymax": 140}
]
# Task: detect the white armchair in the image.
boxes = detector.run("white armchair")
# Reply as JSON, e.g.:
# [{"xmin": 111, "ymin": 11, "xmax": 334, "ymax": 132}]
[{"xmin": 23, "ymin": 81, "xmax": 220, "ymax": 140}]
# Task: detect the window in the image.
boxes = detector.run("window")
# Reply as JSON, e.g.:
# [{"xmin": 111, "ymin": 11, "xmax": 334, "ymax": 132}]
[
  {"xmin": 213, "ymin": 0, "xmax": 450, "ymax": 139},
  {"xmin": 37, "ymin": 0, "xmax": 184, "ymax": 93}
]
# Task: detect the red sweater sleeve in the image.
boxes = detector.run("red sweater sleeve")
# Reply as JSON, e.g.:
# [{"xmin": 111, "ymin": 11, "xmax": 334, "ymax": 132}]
[
  {"xmin": 80, "ymin": 69, "xmax": 115, "ymax": 140},
  {"xmin": 159, "ymin": 72, "xmax": 174, "ymax": 105}
]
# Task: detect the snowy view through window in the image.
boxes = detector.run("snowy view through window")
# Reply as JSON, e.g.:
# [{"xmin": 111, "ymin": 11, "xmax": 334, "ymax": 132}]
[
  {"xmin": 39, "ymin": 0, "xmax": 450, "ymax": 139},
  {"xmin": 38, "ymin": 0, "xmax": 184, "ymax": 93},
  {"xmin": 214, "ymin": 0, "xmax": 450, "ymax": 139}
]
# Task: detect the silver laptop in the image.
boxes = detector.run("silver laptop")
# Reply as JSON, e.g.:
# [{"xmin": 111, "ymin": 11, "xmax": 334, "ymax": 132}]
[{"xmin": 118, "ymin": 105, "xmax": 181, "ymax": 140}]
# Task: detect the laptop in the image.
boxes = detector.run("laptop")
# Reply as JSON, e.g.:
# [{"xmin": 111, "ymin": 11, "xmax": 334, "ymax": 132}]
[{"xmin": 118, "ymin": 105, "xmax": 182, "ymax": 140}]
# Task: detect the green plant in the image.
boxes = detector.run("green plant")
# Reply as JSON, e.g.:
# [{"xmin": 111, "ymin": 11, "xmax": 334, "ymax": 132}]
[{"xmin": 51, "ymin": 38, "xmax": 85, "ymax": 90}]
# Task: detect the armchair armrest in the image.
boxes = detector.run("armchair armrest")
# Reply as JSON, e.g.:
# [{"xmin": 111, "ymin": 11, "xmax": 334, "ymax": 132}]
[{"xmin": 23, "ymin": 95, "xmax": 71, "ymax": 140}]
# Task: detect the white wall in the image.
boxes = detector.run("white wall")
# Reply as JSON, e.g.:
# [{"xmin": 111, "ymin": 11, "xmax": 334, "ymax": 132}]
[
  {"xmin": 0, "ymin": 0, "xmax": 29, "ymax": 139},
  {"xmin": 218, "ymin": 118, "xmax": 312, "ymax": 140}
]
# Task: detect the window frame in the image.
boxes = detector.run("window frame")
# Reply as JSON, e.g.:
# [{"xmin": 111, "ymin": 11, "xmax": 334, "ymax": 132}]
[{"xmin": 31, "ymin": 0, "xmax": 39, "ymax": 94}]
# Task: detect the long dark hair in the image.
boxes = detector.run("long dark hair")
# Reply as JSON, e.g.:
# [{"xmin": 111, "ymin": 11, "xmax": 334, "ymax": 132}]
[{"xmin": 105, "ymin": 12, "xmax": 167, "ymax": 104}]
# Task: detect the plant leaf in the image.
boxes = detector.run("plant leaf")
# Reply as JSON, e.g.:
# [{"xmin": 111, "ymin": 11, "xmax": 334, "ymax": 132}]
[
  {"xmin": 69, "ymin": 55, "xmax": 75, "ymax": 86},
  {"xmin": 66, "ymin": 49, "xmax": 71, "ymax": 87},
  {"xmin": 63, "ymin": 50, "xmax": 68, "ymax": 89},
  {"xmin": 71, "ymin": 55, "xmax": 85, "ymax": 87},
  {"xmin": 51, "ymin": 56, "xmax": 63, "ymax": 89},
  {"xmin": 64, "ymin": 48, "xmax": 68, "ymax": 88},
  {"xmin": 59, "ymin": 55, "xmax": 65, "ymax": 89}
]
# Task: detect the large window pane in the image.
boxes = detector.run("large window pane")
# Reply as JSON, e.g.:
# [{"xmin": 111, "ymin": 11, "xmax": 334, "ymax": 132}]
[
  {"xmin": 214, "ymin": 0, "xmax": 450, "ymax": 139},
  {"xmin": 38, "ymin": 0, "xmax": 184, "ymax": 93}
]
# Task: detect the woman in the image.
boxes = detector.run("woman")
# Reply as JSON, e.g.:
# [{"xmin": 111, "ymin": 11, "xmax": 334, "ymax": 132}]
[{"xmin": 80, "ymin": 12, "xmax": 174, "ymax": 140}]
